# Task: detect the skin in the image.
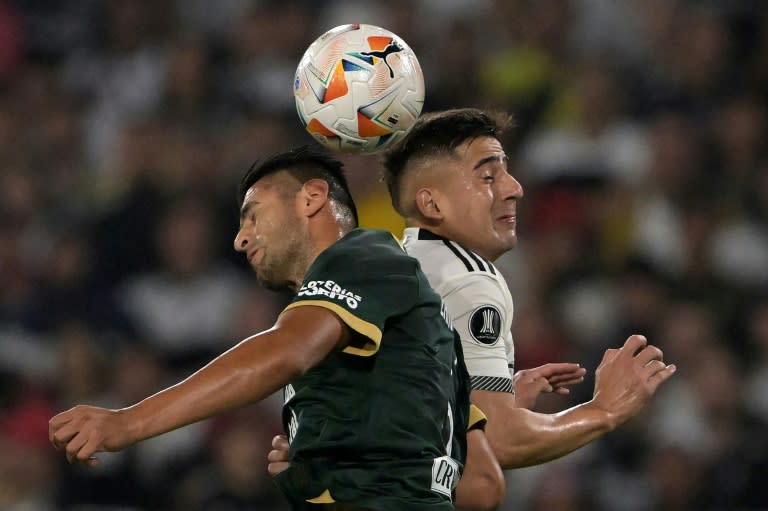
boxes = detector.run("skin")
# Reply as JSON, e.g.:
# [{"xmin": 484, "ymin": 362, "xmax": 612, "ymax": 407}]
[
  {"xmin": 402, "ymin": 136, "xmax": 522, "ymax": 261},
  {"xmin": 49, "ymin": 170, "xmax": 505, "ymax": 509},
  {"xmin": 401, "ymin": 136, "xmax": 677, "ymax": 468}
]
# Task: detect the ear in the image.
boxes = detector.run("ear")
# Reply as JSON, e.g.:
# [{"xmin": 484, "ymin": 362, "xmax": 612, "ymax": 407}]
[
  {"xmin": 414, "ymin": 187, "xmax": 444, "ymax": 221},
  {"xmin": 298, "ymin": 179, "xmax": 330, "ymax": 217}
]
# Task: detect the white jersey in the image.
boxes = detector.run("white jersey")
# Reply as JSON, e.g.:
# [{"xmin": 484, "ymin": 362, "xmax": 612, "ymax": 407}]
[{"xmin": 403, "ymin": 227, "xmax": 515, "ymax": 393}]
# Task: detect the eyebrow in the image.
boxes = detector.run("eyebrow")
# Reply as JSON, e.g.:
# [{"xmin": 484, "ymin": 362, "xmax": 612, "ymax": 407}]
[
  {"xmin": 473, "ymin": 154, "xmax": 508, "ymax": 170},
  {"xmin": 239, "ymin": 201, "xmax": 258, "ymax": 220}
]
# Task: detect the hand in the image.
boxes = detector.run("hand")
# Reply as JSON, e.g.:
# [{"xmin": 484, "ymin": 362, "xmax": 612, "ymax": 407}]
[
  {"xmin": 267, "ymin": 434, "xmax": 290, "ymax": 476},
  {"xmin": 49, "ymin": 405, "xmax": 134, "ymax": 465},
  {"xmin": 592, "ymin": 335, "xmax": 676, "ymax": 428},
  {"xmin": 513, "ymin": 363, "xmax": 587, "ymax": 409}
]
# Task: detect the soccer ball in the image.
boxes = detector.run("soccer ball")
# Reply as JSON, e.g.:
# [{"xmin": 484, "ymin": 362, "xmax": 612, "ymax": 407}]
[{"xmin": 293, "ymin": 24, "xmax": 425, "ymax": 154}]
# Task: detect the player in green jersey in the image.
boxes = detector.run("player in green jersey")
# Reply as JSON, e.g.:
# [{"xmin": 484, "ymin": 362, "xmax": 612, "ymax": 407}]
[{"xmin": 49, "ymin": 146, "xmax": 504, "ymax": 511}]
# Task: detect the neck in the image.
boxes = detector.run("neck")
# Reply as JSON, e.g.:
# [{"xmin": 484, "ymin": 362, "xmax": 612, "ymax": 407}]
[{"xmin": 288, "ymin": 224, "xmax": 352, "ymax": 290}]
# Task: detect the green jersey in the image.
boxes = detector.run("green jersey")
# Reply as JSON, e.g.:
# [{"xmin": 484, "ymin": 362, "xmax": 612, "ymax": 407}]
[{"xmin": 272, "ymin": 228, "xmax": 471, "ymax": 511}]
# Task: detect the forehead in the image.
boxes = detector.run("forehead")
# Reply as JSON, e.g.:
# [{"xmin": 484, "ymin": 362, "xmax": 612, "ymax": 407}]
[
  {"xmin": 241, "ymin": 171, "xmax": 297, "ymax": 207},
  {"xmin": 242, "ymin": 181, "xmax": 266, "ymax": 204},
  {"xmin": 454, "ymin": 136, "xmax": 504, "ymax": 160}
]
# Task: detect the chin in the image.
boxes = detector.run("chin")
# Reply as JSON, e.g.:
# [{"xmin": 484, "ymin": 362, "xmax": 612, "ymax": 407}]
[
  {"xmin": 490, "ymin": 236, "xmax": 517, "ymax": 259},
  {"xmin": 257, "ymin": 276, "xmax": 291, "ymax": 291},
  {"xmin": 255, "ymin": 266, "xmax": 289, "ymax": 291}
]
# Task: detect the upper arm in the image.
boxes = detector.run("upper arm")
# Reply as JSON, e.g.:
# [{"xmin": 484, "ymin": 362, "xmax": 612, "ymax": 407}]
[{"xmin": 272, "ymin": 305, "xmax": 351, "ymax": 374}]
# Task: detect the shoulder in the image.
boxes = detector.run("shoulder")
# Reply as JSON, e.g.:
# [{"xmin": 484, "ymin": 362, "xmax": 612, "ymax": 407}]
[
  {"xmin": 403, "ymin": 228, "xmax": 502, "ymax": 288},
  {"xmin": 316, "ymin": 228, "xmax": 417, "ymax": 273}
]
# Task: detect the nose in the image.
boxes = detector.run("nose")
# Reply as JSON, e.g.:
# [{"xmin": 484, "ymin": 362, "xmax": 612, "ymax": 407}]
[
  {"xmin": 234, "ymin": 228, "xmax": 249, "ymax": 253},
  {"xmin": 503, "ymin": 173, "xmax": 524, "ymax": 200}
]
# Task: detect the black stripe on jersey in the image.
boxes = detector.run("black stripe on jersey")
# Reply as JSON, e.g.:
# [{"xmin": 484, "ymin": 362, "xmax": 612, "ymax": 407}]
[
  {"xmin": 470, "ymin": 375, "xmax": 514, "ymax": 393},
  {"xmin": 457, "ymin": 244, "xmax": 488, "ymax": 272},
  {"xmin": 419, "ymin": 228, "xmax": 497, "ymax": 274},
  {"xmin": 417, "ymin": 229, "xmax": 443, "ymax": 241},
  {"xmin": 441, "ymin": 240, "xmax": 474, "ymax": 272}
]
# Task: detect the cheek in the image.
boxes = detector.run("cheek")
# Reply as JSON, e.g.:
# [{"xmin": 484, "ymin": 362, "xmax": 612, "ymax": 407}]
[
  {"xmin": 253, "ymin": 217, "xmax": 277, "ymax": 241},
  {"xmin": 464, "ymin": 191, "xmax": 494, "ymax": 219}
]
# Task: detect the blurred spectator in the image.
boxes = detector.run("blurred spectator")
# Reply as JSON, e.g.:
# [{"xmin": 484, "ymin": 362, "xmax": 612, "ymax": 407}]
[
  {"xmin": 116, "ymin": 196, "xmax": 247, "ymax": 373},
  {"xmin": 172, "ymin": 405, "xmax": 288, "ymax": 511},
  {"xmin": 520, "ymin": 59, "xmax": 650, "ymax": 186},
  {"xmin": 0, "ymin": 375, "xmax": 57, "ymax": 510}
]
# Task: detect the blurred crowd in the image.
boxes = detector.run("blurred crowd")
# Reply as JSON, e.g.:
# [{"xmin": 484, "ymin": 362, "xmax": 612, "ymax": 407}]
[{"xmin": 0, "ymin": 0, "xmax": 766, "ymax": 510}]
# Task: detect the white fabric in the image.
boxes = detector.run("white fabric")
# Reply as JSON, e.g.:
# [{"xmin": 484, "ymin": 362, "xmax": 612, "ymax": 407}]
[{"xmin": 403, "ymin": 228, "xmax": 515, "ymax": 390}]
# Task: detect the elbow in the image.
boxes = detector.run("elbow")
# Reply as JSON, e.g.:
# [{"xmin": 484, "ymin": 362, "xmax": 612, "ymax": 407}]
[
  {"xmin": 486, "ymin": 464, "xmax": 507, "ymax": 511},
  {"xmin": 268, "ymin": 347, "xmax": 312, "ymax": 383},
  {"xmin": 464, "ymin": 471, "xmax": 506, "ymax": 511},
  {"xmin": 456, "ymin": 458, "xmax": 506, "ymax": 511},
  {"xmin": 479, "ymin": 473, "xmax": 506, "ymax": 511}
]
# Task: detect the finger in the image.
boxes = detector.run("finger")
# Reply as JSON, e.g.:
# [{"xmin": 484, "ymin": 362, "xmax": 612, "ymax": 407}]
[
  {"xmin": 268, "ymin": 449, "xmax": 290, "ymax": 463},
  {"xmin": 547, "ymin": 368, "xmax": 587, "ymax": 385},
  {"xmin": 272, "ymin": 434, "xmax": 289, "ymax": 449},
  {"xmin": 552, "ymin": 375, "xmax": 585, "ymax": 388},
  {"xmin": 53, "ymin": 423, "xmax": 81, "ymax": 453},
  {"xmin": 531, "ymin": 363, "xmax": 582, "ymax": 378},
  {"xmin": 49, "ymin": 414, "xmax": 77, "ymax": 450},
  {"xmin": 534, "ymin": 378, "xmax": 554, "ymax": 394},
  {"xmin": 65, "ymin": 432, "xmax": 89, "ymax": 464},
  {"xmin": 49, "ymin": 414, "xmax": 71, "ymax": 447},
  {"xmin": 554, "ymin": 387, "xmax": 570, "ymax": 395},
  {"xmin": 268, "ymin": 461, "xmax": 290, "ymax": 477},
  {"xmin": 634, "ymin": 345, "xmax": 664, "ymax": 366},
  {"xmin": 75, "ymin": 434, "xmax": 102, "ymax": 463},
  {"xmin": 620, "ymin": 335, "xmax": 648, "ymax": 357},
  {"xmin": 647, "ymin": 364, "xmax": 676, "ymax": 391},
  {"xmin": 643, "ymin": 359, "xmax": 668, "ymax": 378},
  {"xmin": 599, "ymin": 348, "xmax": 620, "ymax": 366}
]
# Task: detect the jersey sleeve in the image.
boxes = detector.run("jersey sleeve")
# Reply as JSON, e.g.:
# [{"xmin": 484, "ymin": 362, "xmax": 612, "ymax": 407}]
[
  {"xmin": 283, "ymin": 250, "xmax": 418, "ymax": 357},
  {"xmin": 441, "ymin": 274, "xmax": 513, "ymax": 392},
  {"xmin": 467, "ymin": 404, "xmax": 487, "ymax": 431}
]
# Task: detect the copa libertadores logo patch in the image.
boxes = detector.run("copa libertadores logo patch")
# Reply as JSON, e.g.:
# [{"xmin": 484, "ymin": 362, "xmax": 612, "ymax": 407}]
[{"xmin": 469, "ymin": 305, "xmax": 502, "ymax": 345}]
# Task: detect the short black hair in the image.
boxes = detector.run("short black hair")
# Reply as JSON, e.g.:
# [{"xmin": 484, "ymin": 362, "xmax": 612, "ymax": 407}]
[
  {"xmin": 238, "ymin": 145, "xmax": 358, "ymax": 228},
  {"xmin": 382, "ymin": 108, "xmax": 513, "ymax": 215}
]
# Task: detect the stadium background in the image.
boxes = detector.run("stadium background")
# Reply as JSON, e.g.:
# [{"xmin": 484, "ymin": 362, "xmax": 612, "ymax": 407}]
[{"xmin": 1, "ymin": 0, "xmax": 767, "ymax": 509}]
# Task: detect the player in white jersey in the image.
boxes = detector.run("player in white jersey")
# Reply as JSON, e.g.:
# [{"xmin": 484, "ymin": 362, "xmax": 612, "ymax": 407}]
[
  {"xmin": 403, "ymin": 228, "xmax": 517, "ymax": 393},
  {"xmin": 402, "ymin": 228, "xmax": 585, "ymax": 410},
  {"xmin": 382, "ymin": 108, "xmax": 677, "ymax": 469}
]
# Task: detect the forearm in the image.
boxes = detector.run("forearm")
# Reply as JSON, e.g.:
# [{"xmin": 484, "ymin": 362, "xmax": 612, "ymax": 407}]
[
  {"xmin": 121, "ymin": 334, "xmax": 299, "ymax": 444},
  {"xmin": 488, "ymin": 400, "xmax": 616, "ymax": 469}
]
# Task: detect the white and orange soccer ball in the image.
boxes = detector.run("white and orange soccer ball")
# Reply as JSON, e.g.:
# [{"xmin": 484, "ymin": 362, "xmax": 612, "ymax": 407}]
[{"xmin": 293, "ymin": 24, "xmax": 425, "ymax": 154}]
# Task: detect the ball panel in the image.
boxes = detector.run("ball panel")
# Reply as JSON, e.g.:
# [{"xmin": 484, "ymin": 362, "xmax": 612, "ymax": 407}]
[{"xmin": 323, "ymin": 61, "xmax": 349, "ymax": 103}]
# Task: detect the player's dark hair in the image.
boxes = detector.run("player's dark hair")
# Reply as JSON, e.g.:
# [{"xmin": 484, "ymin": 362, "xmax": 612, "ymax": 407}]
[
  {"xmin": 238, "ymin": 145, "xmax": 359, "ymax": 229},
  {"xmin": 382, "ymin": 108, "xmax": 513, "ymax": 215}
]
